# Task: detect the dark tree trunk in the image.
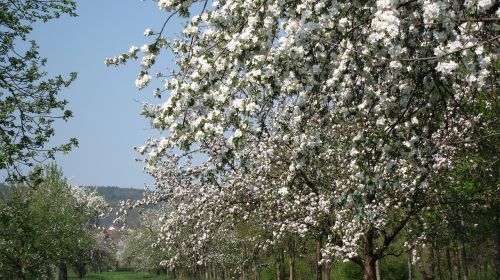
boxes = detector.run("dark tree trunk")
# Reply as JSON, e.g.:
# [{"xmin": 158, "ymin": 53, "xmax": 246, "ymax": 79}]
[
  {"xmin": 362, "ymin": 228, "xmax": 377, "ymax": 280},
  {"xmin": 420, "ymin": 248, "xmax": 436, "ymax": 280},
  {"xmin": 14, "ymin": 269, "xmax": 25, "ymax": 280},
  {"xmin": 435, "ymin": 246, "xmax": 443, "ymax": 280},
  {"xmin": 460, "ymin": 242, "xmax": 469, "ymax": 280},
  {"xmin": 316, "ymin": 237, "xmax": 323, "ymax": 280},
  {"xmin": 363, "ymin": 256, "xmax": 377, "ymax": 280},
  {"xmin": 14, "ymin": 259, "xmax": 25, "ymax": 280},
  {"xmin": 453, "ymin": 248, "xmax": 461, "ymax": 280},
  {"xmin": 429, "ymin": 245, "xmax": 437, "ymax": 280},
  {"xmin": 77, "ymin": 264, "xmax": 86, "ymax": 279},
  {"xmin": 495, "ymin": 226, "xmax": 500, "ymax": 280},
  {"xmin": 323, "ymin": 261, "xmax": 333, "ymax": 280},
  {"xmin": 446, "ymin": 248, "xmax": 453, "ymax": 280},
  {"xmin": 57, "ymin": 263, "xmax": 68, "ymax": 280},
  {"xmin": 277, "ymin": 250, "xmax": 286, "ymax": 280}
]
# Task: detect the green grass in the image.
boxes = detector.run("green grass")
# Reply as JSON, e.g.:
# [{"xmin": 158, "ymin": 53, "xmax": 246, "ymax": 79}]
[{"xmin": 68, "ymin": 271, "xmax": 173, "ymax": 280}]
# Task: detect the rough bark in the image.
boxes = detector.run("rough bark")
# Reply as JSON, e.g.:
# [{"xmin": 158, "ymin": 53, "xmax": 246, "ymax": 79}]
[
  {"xmin": 323, "ymin": 261, "xmax": 333, "ymax": 280},
  {"xmin": 363, "ymin": 228, "xmax": 377, "ymax": 280},
  {"xmin": 363, "ymin": 256, "xmax": 377, "ymax": 280}
]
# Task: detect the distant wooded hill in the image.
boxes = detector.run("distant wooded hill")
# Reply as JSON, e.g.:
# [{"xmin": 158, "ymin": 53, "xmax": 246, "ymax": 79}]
[
  {"xmin": 82, "ymin": 186, "xmax": 147, "ymax": 227},
  {"xmin": 82, "ymin": 186, "xmax": 145, "ymax": 206},
  {"xmin": 1, "ymin": 184, "xmax": 145, "ymax": 205},
  {"xmin": 1, "ymin": 184, "xmax": 147, "ymax": 226}
]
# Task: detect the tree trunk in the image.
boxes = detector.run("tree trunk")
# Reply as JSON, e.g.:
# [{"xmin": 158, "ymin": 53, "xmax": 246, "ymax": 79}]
[
  {"xmin": 460, "ymin": 242, "xmax": 468, "ymax": 280},
  {"xmin": 58, "ymin": 263, "xmax": 68, "ymax": 280},
  {"xmin": 453, "ymin": 248, "xmax": 460, "ymax": 280},
  {"xmin": 240, "ymin": 263, "xmax": 246, "ymax": 280},
  {"xmin": 55, "ymin": 265, "xmax": 61, "ymax": 280},
  {"xmin": 408, "ymin": 256, "xmax": 414, "ymax": 280},
  {"xmin": 14, "ymin": 269, "xmax": 25, "ymax": 280},
  {"xmin": 255, "ymin": 264, "xmax": 261, "ymax": 280},
  {"xmin": 446, "ymin": 248, "xmax": 453, "ymax": 280},
  {"xmin": 77, "ymin": 264, "xmax": 85, "ymax": 279},
  {"xmin": 483, "ymin": 262, "xmax": 488, "ymax": 280},
  {"xmin": 495, "ymin": 226, "xmax": 500, "ymax": 280},
  {"xmin": 277, "ymin": 250, "xmax": 286, "ymax": 280},
  {"xmin": 375, "ymin": 259, "xmax": 381, "ymax": 280},
  {"xmin": 316, "ymin": 237, "xmax": 323, "ymax": 280},
  {"xmin": 363, "ymin": 256, "xmax": 377, "ymax": 280},
  {"xmin": 429, "ymin": 245, "xmax": 437, "ymax": 280},
  {"xmin": 14, "ymin": 259, "xmax": 25, "ymax": 280},
  {"xmin": 289, "ymin": 253, "xmax": 296, "ymax": 280},
  {"xmin": 474, "ymin": 261, "xmax": 481, "ymax": 279},
  {"xmin": 363, "ymin": 228, "xmax": 377, "ymax": 280},
  {"xmin": 436, "ymin": 246, "xmax": 443, "ymax": 280},
  {"xmin": 323, "ymin": 262, "xmax": 333, "ymax": 280}
]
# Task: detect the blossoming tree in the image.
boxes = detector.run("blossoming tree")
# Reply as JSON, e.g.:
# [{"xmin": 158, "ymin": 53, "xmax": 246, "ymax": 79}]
[{"xmin": 109, "ymin": 0, "xmax": 498, "ymax": 279}]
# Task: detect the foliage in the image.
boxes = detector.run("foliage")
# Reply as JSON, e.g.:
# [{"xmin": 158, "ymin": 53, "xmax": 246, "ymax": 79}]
[
  {"xmin": 0, "ymin": 164, "xmax": 109, "ymax": 279},
  {"xmin": 379, "ymin": 256, "xmax": 407, "ymax": 280},
  {"xmin": 0, "ymin": 0, "xmax": 78, "ymax": 181},
  {"xmin": 336, "ymin": 261, "xmax": 364, "ymax": 280}
]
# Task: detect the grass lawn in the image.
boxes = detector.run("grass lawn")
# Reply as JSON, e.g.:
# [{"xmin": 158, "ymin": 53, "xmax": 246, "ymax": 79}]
[{"xmin": 68, "ymin": 271, "xmax": 173, "ymax": 280}]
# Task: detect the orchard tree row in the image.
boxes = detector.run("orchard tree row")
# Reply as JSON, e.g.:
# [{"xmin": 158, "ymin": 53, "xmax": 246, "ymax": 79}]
[
  {"xmin": 0, "ymin": 164, "xmax": 111, "ymax": 280},
  {"xmin": 109, "ymin": 0, "xmax": 499, "ymax": 279},
  {"xmin": 0, "ymin": 1, "xmax": 112, "ymax": 277}
]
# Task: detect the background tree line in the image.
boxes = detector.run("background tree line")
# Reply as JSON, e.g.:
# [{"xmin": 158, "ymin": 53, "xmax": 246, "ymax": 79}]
[{"xmin": 0, "ymin": 164, "xmax": 112, "ymax": 280}]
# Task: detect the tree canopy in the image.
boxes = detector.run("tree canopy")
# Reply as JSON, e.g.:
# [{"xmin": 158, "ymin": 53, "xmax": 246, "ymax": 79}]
[
  {"xmin": 109, "ymin": 0, "xmax": 499, "ymax": 279},
  {"xmin": 0, "ymin": 164, "xmax": 109, "ymax": 280},
  {"xmin": 0, "ymin": 0, "xmax": 78, "ymax": 181}
]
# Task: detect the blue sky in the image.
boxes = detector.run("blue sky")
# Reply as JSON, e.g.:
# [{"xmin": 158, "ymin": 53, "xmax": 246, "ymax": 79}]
[{"xmin": 30, "ymin": 1, "xmax": 183, "ymax": 188}]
